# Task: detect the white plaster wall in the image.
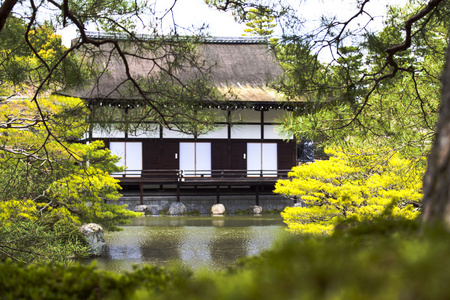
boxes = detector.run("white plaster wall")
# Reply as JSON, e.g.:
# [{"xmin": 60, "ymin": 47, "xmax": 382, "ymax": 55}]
[
  {"xmin": 92, "ymin": 128, "xmax": 125, "ymax": 138},
  {"xmin": 128, "ymin": 124, "xmax": 160, "ymax": 138},
  {"xmin": 163, "ymin": 128, "xmax": 195, "ymax": 139},
  {"xmin": 264, "ymin": 109, "xmax": 285, "ymax": 123},
  {"xmin": 197, "ymin": 125, "xmax": 228, "ymax": 139},
  {"xmin": 231, "ymin": 109, "xmax": 261, "ymax": 123},
  {"xmin": 264, "ymin": 125, "xmax": 293, "ymax": 140},
  {"xmin": 231, "ymin": 124, "xmax": 261, "ymax": 139}
]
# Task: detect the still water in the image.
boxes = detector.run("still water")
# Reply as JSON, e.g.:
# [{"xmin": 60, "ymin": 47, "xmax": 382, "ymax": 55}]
[{"xmin": 87, "ymin": 215, "xmax": 287, "ymax": 272}]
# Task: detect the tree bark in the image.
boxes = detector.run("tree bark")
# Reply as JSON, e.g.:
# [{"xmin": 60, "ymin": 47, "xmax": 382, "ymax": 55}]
[
  {"xmin": 0, "ymin": 0, "xmax": 18, "ymax": 32},
  {"xmin": 422, "ymin": 45, "xmax": 450, "ymax": 226}
]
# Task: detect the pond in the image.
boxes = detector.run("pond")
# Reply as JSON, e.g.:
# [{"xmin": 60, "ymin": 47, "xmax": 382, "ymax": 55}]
[{"xmin": 85, "ymin": 215, "xmax": 287, "ymax": 272}]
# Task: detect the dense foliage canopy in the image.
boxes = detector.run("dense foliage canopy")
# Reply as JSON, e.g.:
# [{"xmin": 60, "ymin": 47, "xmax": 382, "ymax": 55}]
[
  {"xmin": 210, "ymin": 0, "xmax": 440, "ymax": 236},
  {"xmin": 6, "ymin": 220, "xmax": 450, "ymax": 300},
  {"xmin": 272, "ymin": 1, "xmax": 445, "ymax": 158},
  {"xmin": 275, "ymin": 148, "xmax": 423, "ymax": 235},
  {"xmin": 0, "ymin": 95, "xmax": 140, "ymax": 263}
]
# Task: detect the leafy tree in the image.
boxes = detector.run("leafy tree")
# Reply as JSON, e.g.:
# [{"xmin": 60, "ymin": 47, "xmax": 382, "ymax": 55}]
[
  {"xmin": 0, "ymin": 0, "xmax": 229, "ymax": 149},
  {"xmin": 0, "ymin": 95, "xmax": 139, "ymax": 228},
  {"xmin": 275, "ymin": 148, "xmax": 423, "ymax": 235},
  {"xmin": 208, "ymin": 0, "xmax": 450, "ymax": 227},
  {"xmin": 274, "ymin": 2, "xmax": 443, "ymax": 158},
  {"xmin": 0, "ymin": 0, "xmax": 232, "ymax": 262},
  {"xmin": 0, "ymin": 209, "xmax": 90, "ymax": 264},
  {"xmin": 0, "ymin": 95, "xmax": 140, "ymax": 263},
  {"xmin": 0, "ymin": 16, "xmax": 86, "ymax": 95}
]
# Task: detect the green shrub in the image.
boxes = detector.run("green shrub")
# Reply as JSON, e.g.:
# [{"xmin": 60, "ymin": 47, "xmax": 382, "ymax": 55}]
[
  {"xmin": 0, "ymin": 261, "xmax": 191, "ymax": 300},
  {"xmin": 0, "ymin": 217, "xmax": 90, "ymax": 264},
  {"xmin": 275, "ymin": 147, "xmax": 423, "ymax": 235},
  {"xmin": 5, "ymin": 220, "xmax": 450, "ymax": 300}
]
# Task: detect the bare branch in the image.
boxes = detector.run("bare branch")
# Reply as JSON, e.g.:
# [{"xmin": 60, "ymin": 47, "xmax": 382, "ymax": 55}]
[{"xmin": 385, "ymin": 0, "xmax": 444, "ymax": 72}]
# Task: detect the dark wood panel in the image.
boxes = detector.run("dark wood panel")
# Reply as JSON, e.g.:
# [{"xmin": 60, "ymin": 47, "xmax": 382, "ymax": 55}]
[
  {"xmin": 212, "ymin": 141, "xmax": 230, "ymax": 170},
  {"xmin": 161, "ymin": 140, "xmax": 179, "ymax": 169},
  {"xmin": 143, "ymin": 140, "xmax": 161, "ymax": 169},
  {"xmin": 231, "ymin": 141, "xmax": 247, "ymax": 170},
  {"xmin": 278, "ymin": 141, "xmax": 296, "ymax": 170}
]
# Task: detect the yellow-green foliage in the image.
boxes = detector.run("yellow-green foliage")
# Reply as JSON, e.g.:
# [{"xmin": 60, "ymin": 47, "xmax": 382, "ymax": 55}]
[
  {"xmin": 0, "ymin": 200, "xmax": 39, "ymax": 224},
  {"xmin": 0, "ymin": 17, "xmax": 87, "ymax": 95},
  {"xmin": 0, "ymin": 96, "xmax": 141, "ymax": 228},
  {"xmin": 275, "ymin": 148, "xmax": 424, "ymax": 235},
  {"xmin": 0, "ymin": 95, "xmax": 143, "ymax": 263}
]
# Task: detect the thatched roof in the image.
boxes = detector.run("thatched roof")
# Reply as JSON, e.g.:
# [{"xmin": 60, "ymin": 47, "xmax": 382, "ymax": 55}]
[{"xmin": 63, "ymin": 33, "xmax": 286, "ymax": 104}]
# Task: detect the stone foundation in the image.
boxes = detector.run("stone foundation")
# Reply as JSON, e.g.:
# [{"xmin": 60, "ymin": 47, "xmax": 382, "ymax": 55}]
[{"xmin": 108, "ymin": 193, "xmax": 294, "ymax": 215}]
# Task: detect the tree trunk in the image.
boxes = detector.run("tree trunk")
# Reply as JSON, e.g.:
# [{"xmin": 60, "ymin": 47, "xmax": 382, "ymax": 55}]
[
  {"xmin": 0, "ymin": 0, "xmax": 18, "ymax": 32},
  {"xmin": 422, "ymin": 46, "xmax": 450, "ymax": 226}
]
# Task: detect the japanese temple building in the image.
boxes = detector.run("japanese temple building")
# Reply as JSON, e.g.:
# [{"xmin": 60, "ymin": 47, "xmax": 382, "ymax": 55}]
[{"xmin": 63, "ymin": 32, "xmax": 304, "ymax": 210}]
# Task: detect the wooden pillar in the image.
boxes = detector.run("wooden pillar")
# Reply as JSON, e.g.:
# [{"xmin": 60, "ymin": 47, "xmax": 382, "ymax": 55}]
[
  {"xmin": 176, "ymin": 183, "xmax": 181, "ymax": 202},
  {"xmin": 216, "ymin": 186, "xmax": 220, "ymax": 204},
  {"xmin": 140, "ymin": 183, "xmax": 144, "ymax": 205},
  {"xmin": 261, "ymin": 110, "xmax": 264, "ymax": 140},
  {"xmin": 87, "ymin": 104, "xmax": 94, "ymax": 143},
  {"xmin": 255, "ymin": 185, "xmax": 260, "ymax": 206}
]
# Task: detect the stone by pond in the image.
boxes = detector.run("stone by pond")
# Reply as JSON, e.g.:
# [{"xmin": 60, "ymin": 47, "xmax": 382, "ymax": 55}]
[
  {"xmin": 80, "ymin": 223, "xmax": 105, "ymax": 256},
  {"xmin": 83, "ymin": 215, "xmax": 287, "ymax": 272}
]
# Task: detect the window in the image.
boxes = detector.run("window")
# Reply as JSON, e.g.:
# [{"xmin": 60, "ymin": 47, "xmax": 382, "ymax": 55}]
[
  {"xmin": 179, "ymin": 142, "xmax": 211, "ymax": 177},
  {"xmin": 109, "ymin": 142, "xmax": 142, "ymax": 177},
  {"xmin": 247, "ymin": 143, "xmax": 277, "ymax": 177}
]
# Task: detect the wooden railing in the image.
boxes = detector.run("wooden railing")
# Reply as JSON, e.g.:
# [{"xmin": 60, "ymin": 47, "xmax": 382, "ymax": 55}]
[{"xmin": 112, "ymin": 169, "xmax": 291, "ymax": 181}]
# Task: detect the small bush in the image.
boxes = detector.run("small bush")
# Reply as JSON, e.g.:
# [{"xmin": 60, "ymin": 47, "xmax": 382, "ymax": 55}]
[{"xmin": 0, "ymin": 261, "xmax": 191, "ymax": 300}]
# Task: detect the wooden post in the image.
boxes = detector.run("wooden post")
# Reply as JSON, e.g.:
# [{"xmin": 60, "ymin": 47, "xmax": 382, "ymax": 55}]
[
  {"xmin": 176, "ymin": 183, "xmax": 180, "ymax": 202},
  {"xmin": 140, "ymin": 183, "xmax": 144, "ymax": 205},
  {"xmin": 216, "ymin": 186, "xmax": 220, "ymax": 204},
  {"xmin": 255, "ymin": 185, "xmax": 260, "ymax": 206}
]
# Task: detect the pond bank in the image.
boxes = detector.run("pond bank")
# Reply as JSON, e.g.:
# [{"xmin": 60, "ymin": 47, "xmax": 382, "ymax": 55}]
[{"xmin": 110, "ymin": 193, "xmax": 295, "ymax": 214}]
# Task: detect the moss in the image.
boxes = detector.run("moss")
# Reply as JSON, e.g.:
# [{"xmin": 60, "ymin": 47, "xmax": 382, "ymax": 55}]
[
  {"xmin": 185, "ymin": 210, "xmax": 202, "ymax": 216},
  {"xmin": 159, "ymin": 208, "xmax": 169, "ymax": 216}
]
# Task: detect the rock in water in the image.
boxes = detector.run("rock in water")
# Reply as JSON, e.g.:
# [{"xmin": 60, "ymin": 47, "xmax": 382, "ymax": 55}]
[
  {"xmin": 80, "ymin": 223, "xmax": 105, "ymax": 256},
  {"xmin": 247, "ymin": 205, "xmax": 263, "ymax": 214},
  {"xmin": 169, "ymin": 202, "xmax": 187, "ymax": 215},
  {"xmin": 294, "ymin": 201, "xmax": 307, "ymax": 208},
  {"xmin": 211, "ymin": 203, "xmax": 226, "ymax": 215},
  {"xmin": 135, "ymin": 205, "xmax": 151, "ymax": 214}
]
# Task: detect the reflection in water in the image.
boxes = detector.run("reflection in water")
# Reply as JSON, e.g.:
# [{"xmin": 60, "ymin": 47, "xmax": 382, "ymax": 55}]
[
  {"xmin": 246, "ymin": 226, "xmax": 281, "ymax": 256},
  {"xmin": 87, "ymin": 216, "xmax": 286, "ymax": 272},
  {"xmin": 179, "ymin": 227, "xmax": 213, "ymax": 268},
  {"xmin": 210, "ymin": 227, "xmax": 249, "ymax": 267}
]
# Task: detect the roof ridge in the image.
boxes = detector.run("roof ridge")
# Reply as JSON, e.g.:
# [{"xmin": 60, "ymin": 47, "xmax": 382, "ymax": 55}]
[{"xmin": 83, "ymin": 31, "xmax": 268, "ymax": 44}]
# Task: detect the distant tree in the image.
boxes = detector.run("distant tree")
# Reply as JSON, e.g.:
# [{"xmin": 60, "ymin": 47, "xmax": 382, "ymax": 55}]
[{"xmin": 242, "ymin": 7, "xmax": 276, "ymax": 37}]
